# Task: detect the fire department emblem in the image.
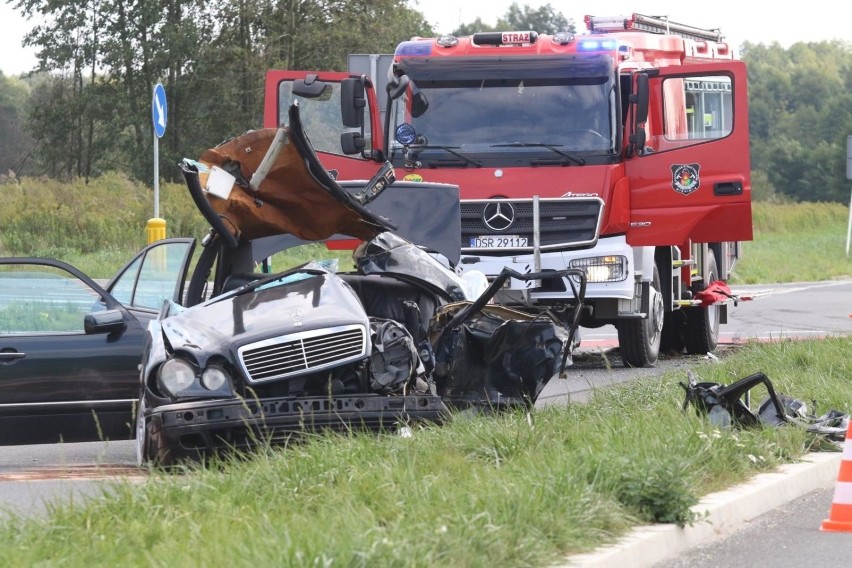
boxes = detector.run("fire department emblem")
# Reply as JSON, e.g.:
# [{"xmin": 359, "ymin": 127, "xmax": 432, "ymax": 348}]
[{"xmin": 671, "ymin": 163, "xmax": 701, "ymax": 195}]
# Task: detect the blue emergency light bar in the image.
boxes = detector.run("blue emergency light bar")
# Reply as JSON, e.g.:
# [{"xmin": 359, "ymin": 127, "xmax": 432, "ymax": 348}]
[{"xmin": 577, "ymin": 39, "xmax": 618, "ymax": 52}]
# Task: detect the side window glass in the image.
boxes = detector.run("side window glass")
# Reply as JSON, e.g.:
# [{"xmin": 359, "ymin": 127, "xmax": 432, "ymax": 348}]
[
  {"xmin": 110, "ymin": 256, "xmax": 141, "ymax": 306},
  {"xmin": 681, "ymin": 77, "xmax": 733, "ymax": 140},
  {"xmin": 0, "ymin": 263, "xmax": 103, "ymax": 334},
  {"xmin": 132, "ymin": 242, "xmax": 193, "ymax": 310},
  {"xmin": 651, "ymin": 74, "xmax": 734, "ymax": 152}
]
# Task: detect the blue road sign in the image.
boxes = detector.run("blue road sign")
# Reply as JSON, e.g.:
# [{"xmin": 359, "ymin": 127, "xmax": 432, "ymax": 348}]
[{"xmin": 152, "ymin": 83, "xmax": 167, "ymax": 138}]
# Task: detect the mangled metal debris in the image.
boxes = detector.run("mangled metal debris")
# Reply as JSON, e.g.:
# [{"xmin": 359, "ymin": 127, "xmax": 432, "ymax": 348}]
[{"xmin": 681, "ymin": 370, "xmax": 848, "ymax": 442}]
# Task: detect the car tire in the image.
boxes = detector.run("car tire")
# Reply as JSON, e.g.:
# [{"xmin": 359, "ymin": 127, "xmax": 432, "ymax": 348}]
[
  {"xmin": 617, "ymin": 263, "xmax": 663, "ymax": 367},
  {"xmin": 134, "ymin": 394, "xmax": 150, "ymax": 467},
  {"xmin": 135, "ymin": 394, "xmax": 174, "ymax": 468}
]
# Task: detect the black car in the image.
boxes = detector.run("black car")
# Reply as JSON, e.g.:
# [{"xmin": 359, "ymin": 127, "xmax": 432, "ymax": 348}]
[
  {"xmin": 134, "ymin": 102, "xmax": 586, "ymax": 465},
  {"xmin": 0, "ymin": 238, "xmax": 195, "ymax": 445}
]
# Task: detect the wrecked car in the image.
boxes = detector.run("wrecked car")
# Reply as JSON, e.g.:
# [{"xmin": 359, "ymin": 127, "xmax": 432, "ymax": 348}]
[{"xmin": 135, "ymin": 103, "xmax": 586, "ymax": 466}]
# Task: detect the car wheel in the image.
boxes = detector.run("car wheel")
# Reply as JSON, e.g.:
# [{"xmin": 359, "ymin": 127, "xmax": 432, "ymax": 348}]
[
  {"xmin": 617, "ymin": 263, "xmax": 663, "ymax": 367},
  {"xmin": 146, "ymin": 417, "xmax": 175, "ymax": 468},
  {"xmin": 684, "ymin": 250, "xmax": 721, "ymax": 355},
  {"xmin": 135, "ymin": 393, "xmax": 175, "ymax": 468}
]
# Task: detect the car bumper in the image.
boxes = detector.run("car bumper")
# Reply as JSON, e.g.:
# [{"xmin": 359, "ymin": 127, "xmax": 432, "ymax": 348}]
[
  {"xmin": 149, "ymin": 393, "xmax": 449, "ymax": 459},
  {"xmin": 457, "ymin": 234, "xmax": 637, "ymax": 303}
]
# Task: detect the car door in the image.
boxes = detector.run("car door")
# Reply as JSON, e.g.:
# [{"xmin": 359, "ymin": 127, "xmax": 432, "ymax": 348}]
[
  {"xmin": 0, "ymin": 239, "xmax": 195, "ymax": 445},
  {"xmin": 625, "ymin": 61, "xmax": 752, "ymax": 247},
  {"xmin": 105, "ymin": 237, "xmax": 196, "ymax": 326}
]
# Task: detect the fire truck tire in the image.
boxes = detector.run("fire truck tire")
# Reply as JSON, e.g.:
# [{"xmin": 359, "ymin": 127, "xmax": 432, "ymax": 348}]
[
  {"xmin": 684, "ymin": 250, "xmax": 720, "ymax": 354},
  {"xmin": 617, "ymin": 264, "xmax": 663, "ymax": 367},
  {"xmin": 660, "ymin": 311, "xmax": 686, "ymax": 354}
]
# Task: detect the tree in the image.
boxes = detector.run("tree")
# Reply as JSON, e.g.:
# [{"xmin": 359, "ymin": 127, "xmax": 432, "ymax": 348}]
[
  {"xmin": 497, "ymin": 3, "xmax": 574, "ymax": 34},
  {"xmin": 744, "ymin": 40, "xmax": 852, "ymax": 203},
  {"xmin": 10, "ymin": 0, "xmax": 433, "ymax": 183},
  {"xmin": 0, "ymin": 72, "xmax": 33, "ymax": 177},
  {"xmin": 452, "ymin": 3, "xmax": 575, "ymax": 36},
  {"xmin": 453, "ymin": 18, "xmax": 494, "ymax": 36}
]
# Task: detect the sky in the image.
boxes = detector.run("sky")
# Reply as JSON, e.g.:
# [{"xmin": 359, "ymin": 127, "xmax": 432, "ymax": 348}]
[{"xmin": 1, "ymin": 1, "xmax": 849, "ymax": 76}]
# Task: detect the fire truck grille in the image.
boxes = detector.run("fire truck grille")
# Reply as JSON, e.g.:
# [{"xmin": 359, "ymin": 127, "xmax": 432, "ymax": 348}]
[
  {"xmin": 239, "ymin": 326, "xmax": 367, "ymax": 384},
  {"xmin": 461, "ymin": 198, "xmax": 603, "ymax": 253}
]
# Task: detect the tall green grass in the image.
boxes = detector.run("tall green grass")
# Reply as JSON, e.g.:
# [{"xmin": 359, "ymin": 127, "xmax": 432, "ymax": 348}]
[
  {"xmin": 0, "ymin": 173, "xmax": 208, "ymax": 275},
  {"xmin": 0, "ymin": 337, "xmax": 848, "ymax": 566},
  {"xmin": 732, "ymin": 201, "xmax": 852, "ymax": 283}
]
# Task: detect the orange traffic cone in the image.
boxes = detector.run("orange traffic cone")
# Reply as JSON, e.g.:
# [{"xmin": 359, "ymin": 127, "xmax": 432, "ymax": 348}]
[{"xmin": 821, "ymin": 420, "xmax": 852, "ymax": 532}]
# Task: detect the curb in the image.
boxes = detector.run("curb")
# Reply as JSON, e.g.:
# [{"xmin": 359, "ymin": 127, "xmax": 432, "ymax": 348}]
[{"xmin": 560, "ymin": 451, "xmax": 842, "ymax": 567}]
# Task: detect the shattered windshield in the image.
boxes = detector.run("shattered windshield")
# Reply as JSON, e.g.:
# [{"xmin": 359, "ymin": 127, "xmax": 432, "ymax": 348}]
[{"xmin": 389, "ymin": 55, "xmax": 618, "ymax": 166}]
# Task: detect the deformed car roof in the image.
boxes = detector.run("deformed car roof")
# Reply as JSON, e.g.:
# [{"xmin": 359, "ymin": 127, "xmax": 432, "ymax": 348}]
[{"xmin": 188, "ymin": 102, "xmax": 396, "ymax": 244}]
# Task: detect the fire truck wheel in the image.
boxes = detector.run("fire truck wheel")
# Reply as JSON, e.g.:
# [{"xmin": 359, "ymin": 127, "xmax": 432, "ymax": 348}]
[
  {"xmin": 617, "ymin": 264, "xmax": 663, "ymax": 367},
  {"xmin": 684, "ymin": 250, "xmax": 720, "ymax": 354},
  {"xmin": 660, "ymin": 311, "xmax": 686, "ymax": 354}
]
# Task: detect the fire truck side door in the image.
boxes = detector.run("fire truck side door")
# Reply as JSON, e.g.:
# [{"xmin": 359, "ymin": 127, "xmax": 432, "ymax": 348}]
[{"xmin": 624, "ymin": 61, "xmax": 752, "ymax": 247}]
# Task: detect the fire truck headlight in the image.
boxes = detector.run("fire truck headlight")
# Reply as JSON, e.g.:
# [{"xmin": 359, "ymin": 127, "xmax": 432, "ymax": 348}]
[{"xmin": 569, "ymin": 256, "xmax": 627, "ymax": 282}]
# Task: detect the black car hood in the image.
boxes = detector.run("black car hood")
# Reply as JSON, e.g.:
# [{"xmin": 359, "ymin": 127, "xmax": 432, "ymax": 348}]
[{"xmin": 161, "ymin": 271, "xmax": 368, "ymax": 353}]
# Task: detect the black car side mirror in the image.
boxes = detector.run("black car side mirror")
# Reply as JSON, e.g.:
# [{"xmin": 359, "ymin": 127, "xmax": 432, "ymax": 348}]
[{"xmin": 84, "ymin": 309, "xmax": 126, "ymax": 335}]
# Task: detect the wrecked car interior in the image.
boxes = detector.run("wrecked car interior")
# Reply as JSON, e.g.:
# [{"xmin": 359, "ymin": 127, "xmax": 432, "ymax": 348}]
[{"xmin": 135, "ymin": 102, "xmax": 586, "ymax": 466}]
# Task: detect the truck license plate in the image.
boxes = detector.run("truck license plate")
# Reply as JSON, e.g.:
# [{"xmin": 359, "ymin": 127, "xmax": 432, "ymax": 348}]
[{"xmin": 470, "ymin": 235, "xmax": 528, "ymax": 248}]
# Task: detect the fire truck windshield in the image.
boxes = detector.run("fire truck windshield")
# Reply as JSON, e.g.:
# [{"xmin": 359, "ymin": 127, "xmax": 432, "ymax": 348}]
[{"xmin": 389, "ymin": 55, "xmax": 617, "ymax": 167}]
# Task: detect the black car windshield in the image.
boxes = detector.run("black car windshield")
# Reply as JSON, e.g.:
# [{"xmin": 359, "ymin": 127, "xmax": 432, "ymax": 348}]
[
  {"xmin": 390, "ymin": 55, "xmax": 617, "ymax": 165},
  {"xmin": 207, "ymin": 261, "xmax": 336, "ymax": 306}
]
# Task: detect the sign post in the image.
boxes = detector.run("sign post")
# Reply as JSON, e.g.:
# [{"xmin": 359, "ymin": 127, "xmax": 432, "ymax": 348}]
[{"xmin": 150, "ymin": 84, "xmax": 168, "ymax": 243}]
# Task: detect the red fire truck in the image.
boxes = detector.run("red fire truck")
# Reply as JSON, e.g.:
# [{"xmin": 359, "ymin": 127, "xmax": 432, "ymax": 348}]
[{"xmin": 263, "ymin": 13, "xmax": 752, "ymax": 367}]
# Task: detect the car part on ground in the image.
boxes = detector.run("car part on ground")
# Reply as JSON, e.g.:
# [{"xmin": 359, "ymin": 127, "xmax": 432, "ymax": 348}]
[{"xmin": 681, "ymin": 370, "xmax": 848, "ymax": 442}]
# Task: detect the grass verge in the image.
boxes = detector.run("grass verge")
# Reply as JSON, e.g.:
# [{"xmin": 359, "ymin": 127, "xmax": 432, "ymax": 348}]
[
  {"xmin": 0, "ymin": 336, "xmax": 849, "ymax": 566},
  {"xmin": 732, "ymin": 202, "xmax": 852, "ymax": 284}
]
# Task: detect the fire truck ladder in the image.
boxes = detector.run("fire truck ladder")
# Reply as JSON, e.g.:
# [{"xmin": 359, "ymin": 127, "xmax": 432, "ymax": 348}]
[{"xmin": 586, "ymin": 13, "xmax": 724, "ymax": 42}]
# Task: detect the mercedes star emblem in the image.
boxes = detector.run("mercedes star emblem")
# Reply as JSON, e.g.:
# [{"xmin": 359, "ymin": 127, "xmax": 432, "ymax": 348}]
[{"xmin": 482, "ymin": 202, "xmax": 515, "ymax": 232}]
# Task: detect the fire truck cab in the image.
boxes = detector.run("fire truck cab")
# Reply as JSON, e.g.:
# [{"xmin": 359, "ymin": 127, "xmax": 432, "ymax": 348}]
[{"xmin": 262, "ymin": 13, "xmax": 752, "ymax": 367}]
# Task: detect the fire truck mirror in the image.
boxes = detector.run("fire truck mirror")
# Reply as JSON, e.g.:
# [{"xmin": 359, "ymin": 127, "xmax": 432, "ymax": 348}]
[
  {"xmin": 627, "ymin": 73, "xmax": 650, "ymax": 156},
  {"xmin": 341, "ymin": 77, "xmax": 366, "ymax": 128},
  {"xmin": 387, "ymin": 74, "xmax": 410, "ymax": 100},
  {"xmin": 340, "ymin": 131, "xmax": 366, "ymax": 155},
  {"xmin": 411, "ymin": 92, "xmax": 429, "ymax": 118},
  {"xmin": 292, "ymin": 74, "xmax": 330, "ymax": 99},
  {"xmin": 634, "ymin": 73, "xmax": 650, "ymax": 125}
]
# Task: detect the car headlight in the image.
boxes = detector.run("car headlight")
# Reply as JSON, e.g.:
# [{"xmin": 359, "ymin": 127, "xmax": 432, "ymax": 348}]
[
  {"xmin": 569, "ymin": 256, "xmax": 628, "ymax": 282},
  {"xmin": 201, "ymin": 365, "xmax": 229, "ymax": 391},
  {"xmin": 159, "ymin": 358, "xmax": 196, "ymax": 397},
  {"xmin": 157, "ymin": 357, "xmax": 234, "ymax": 399}
]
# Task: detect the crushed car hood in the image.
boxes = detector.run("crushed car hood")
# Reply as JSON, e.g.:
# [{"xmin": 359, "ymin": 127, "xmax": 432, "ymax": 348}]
[{"xmin": 161, "ymin": 271, "xmax": 367, "ymax": 353}]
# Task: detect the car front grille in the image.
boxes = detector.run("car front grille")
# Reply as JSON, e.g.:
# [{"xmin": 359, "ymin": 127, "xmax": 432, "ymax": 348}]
[
  {"xmin": 461, "ymin": 198, "xmax": 603, "ymax": 253},
  {"xmin": 238, "ymin": 325, "xmax": 367, "ymax": 384}
]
